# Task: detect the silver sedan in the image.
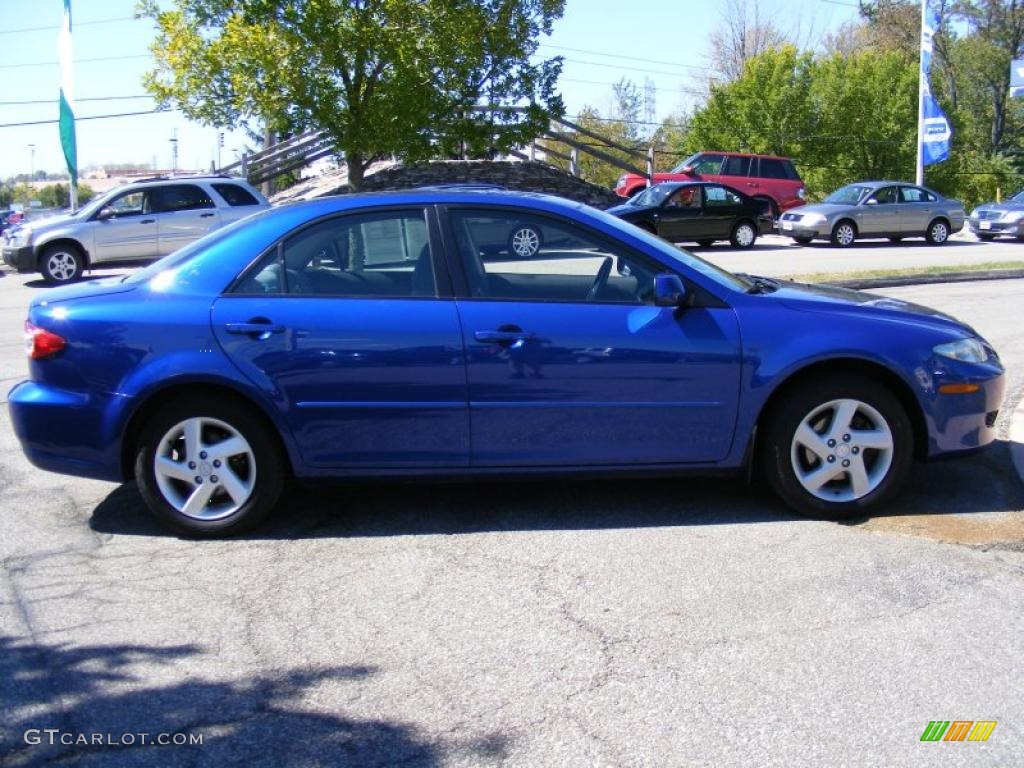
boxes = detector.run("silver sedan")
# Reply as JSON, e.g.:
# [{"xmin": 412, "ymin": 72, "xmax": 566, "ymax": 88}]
[{"xmin": 779, "ymin": 181, "xmax": 966, "ymax": 247}]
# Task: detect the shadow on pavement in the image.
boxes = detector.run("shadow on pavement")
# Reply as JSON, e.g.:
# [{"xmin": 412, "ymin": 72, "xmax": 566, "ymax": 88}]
[
  {"xmin": 0, "ymin": 635, "xmax": 504, "ymax": 767},
  {"xmin": 88, "ymin": 440, "xmax": 1023, "ymax": 541}
]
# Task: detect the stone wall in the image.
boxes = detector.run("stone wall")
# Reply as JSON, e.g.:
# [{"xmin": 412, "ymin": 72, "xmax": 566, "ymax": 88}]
[{"xmin": 271, "ymin": 159, "xmax": 624, "ymax": 209}]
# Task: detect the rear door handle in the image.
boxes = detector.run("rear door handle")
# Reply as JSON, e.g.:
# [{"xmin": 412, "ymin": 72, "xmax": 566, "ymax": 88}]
[
  {"xmin": 141, "ymin": 219, "xmax": 155, "ymax": 224},
  {"xmin": 200, "ymin": 212, "xmax": 216, "ymax": 218},
  {"xmin": 225, "ymin": 321, "xmax": 285, "ymax": 338}
]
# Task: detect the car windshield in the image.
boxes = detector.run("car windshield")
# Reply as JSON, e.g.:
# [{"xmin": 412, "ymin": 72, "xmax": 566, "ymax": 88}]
[
  {"xmin": 669, "ymin": 154, "xmax": 701, "ymax": 174},
  {"xmin": 587, "ymin": 206, "xmax": 751, "ymax": 292},
  {"xmin": 824, "ymin": 185, "xmax": 873, "ymax": 205},
  {"xmin": 1011, "ymin": 189, "xmax": 1024, "ymax": 203},
  {"xmin": 630, "ymin": 185, "xmax": 675, "ymax": 207}
]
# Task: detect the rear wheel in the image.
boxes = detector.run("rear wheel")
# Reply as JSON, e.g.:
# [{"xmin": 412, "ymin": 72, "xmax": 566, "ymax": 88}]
[
  {"xmin": 760, "ymin": 375, "xmax": 913, "ymax": 519},
  {"xmin": 697, "ymin": 239, "xmax": 714, "ymax": 247},
  {"xmin": 135, "ymin": 396, "xmax": 285, "ymax": 537},
  {"xmin": 830, "ymin": 220, "xmax": 857, "ymax": 247},
  {"xmin": 925, "ymin": 219, "xmax": 950, "ymax": 245},
  {"xmin": 730, "ymin": 220, "xmax": 757, "ymax": 249},
  {"xmin": 976, "ymin": 233, "xmax": 996, "ymax": 242},
  {"xmin": 40, "ymin": 243, "xmax": 85, "ymax": 284}
]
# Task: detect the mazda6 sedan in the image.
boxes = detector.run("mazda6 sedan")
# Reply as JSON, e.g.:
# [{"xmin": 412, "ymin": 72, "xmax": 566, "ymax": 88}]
[
  {"xmin": 779, "ymin": 181, "xmax": 966, "ymax": 246},
  {"xmin": 10, "ymin": 190, "xmax": 1004, "ymax": 536}
]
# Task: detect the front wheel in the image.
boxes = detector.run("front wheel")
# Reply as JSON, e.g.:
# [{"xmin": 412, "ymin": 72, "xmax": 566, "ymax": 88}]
[
  {"xmin": 976, "ymin": 233, "xmax": 996, "ymax": 241},
  {"xmin": 760, "ymin": 375, "xmax": 913, "ymax": 519},
  {"xmin": 697, "ymin": 239, "xmax": 714, "ymax": 247},
  {"xmin": 134, "ymin": 396, "xmax": 285, "ymax": 537},
  {"xmin": 830, "ymin": 220, "xmax": 857, "ymax": 247},
  {"xmin": 925, "ymin": 219, "xmax": 950, "ymax": 245},
  {"xmin": 40, "ymin": 243, "xmax": 85, "ymax": 283},
  {"xmin": 792, "ymin": 236, "xmax": 813, "ymax": 245},
  {"xmin": 730, "ymin": 220, "xmax": 757, "ymax": 249}
]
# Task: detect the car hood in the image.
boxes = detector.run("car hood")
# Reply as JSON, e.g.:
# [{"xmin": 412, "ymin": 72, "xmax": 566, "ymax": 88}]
[
  {"xmin": 974, "ymin": 200, "xmax": 1024, "ymax": 213},
  {"xmin": 21, "ymin": 211, "xmax": 85, "ymax": 233},
  {"xmin": 31, "ymin": 276, "xmax": 138, "ymax": 307},
  {"xmin": 769, "ymin": 280, "xmax": 973, "ymax": 334},
  {"xmin": 606, "ymin": 202, "xmax": 646, "ymax": 216}
]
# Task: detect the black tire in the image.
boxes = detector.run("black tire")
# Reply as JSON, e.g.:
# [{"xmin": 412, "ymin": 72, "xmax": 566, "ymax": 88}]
[
  {"xmin": 759, "ymin": 374, "xmax": 914, "ymax": 520},
  {"xmin": 976, "ymin": 233, "xmax": 996, "ymax": 242},
  {"xmin": 506, "ymin": 224, "xmax": 542, "ymax": 258},
  {"xmin": 792, "ymin": 236, "xmax": 813, "ymax": 245},
  {"xmin": 888, "ymin": 236, "xmax": 903, "ymax": 243},
  {"xmin": 134, "ymin": 395, "xmax": 285, "ymax": 537},
  {"xmin": 697, "ymin": 239, "xmax": 714, "ymax": 247},
  {"xmin": 830, "ymin": 220, "xmax": 857, "ymax": 247},
  {"xmin": 925, "ymin": 218, "xmax": 950, "ymax": 245},
  {"xmin": 730, "ymin": 220, "xmax": 758, "ymax": 249},
  {"xmin": 39, "ymin": 242, "xmax": 85, "ymax": 284}
]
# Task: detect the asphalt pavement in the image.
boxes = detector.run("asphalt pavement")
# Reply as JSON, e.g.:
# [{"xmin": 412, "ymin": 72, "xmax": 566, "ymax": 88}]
[{"xmin": 0, "ymin": 262, "xmax": 1022, "ymax": 767}]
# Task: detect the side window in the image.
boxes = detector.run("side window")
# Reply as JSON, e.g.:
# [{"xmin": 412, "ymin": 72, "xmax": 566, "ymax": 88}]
[
  {"xmin": 705, "ymin": 186, "xmax": 743, "ymax": 206},
  {"xmin": 721, "ymin": 156, "xmax": 751, "ymax": 176},
  {"xmin": 782, "ymin": 160, "xmax": 801, "ymax": 180},
  {"xmin": 758, "ymin": 158, "xmax": 788, "ymax": 179},
  {"xmin": 868, "ymin": 187, "xmax": 899, "ymax": 205},
  {"xmin": 692, "ymin": 154, "xmax": 725, "ymax": 175},
  {"xmin": 153, "ymin": 184, "xmax": 216, "ymax": 213},
  {"xmin": 236, "ymin": 210, "xmax": 435, "ymax": 298},
  {"xmin": 104, "ymin": 190, "xmax": 149, "ymax": 218},
  {"xmin": 449, "ymin": 209, "xmax": 659, "ymax": 305},
  {"xmin": 666, "ymin": 186, "xmax": 701, "ymax": 209},
  {"xmin": 899, "ymin": 186, "xmax": 936, "ymax": 203},
  {"xmin": 213, "ymin": 183, "xmax": 260, "ymax": 207}
]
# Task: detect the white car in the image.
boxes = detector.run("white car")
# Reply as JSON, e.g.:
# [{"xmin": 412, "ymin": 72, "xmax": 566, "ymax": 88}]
[{"xmin": 2, "ymin": 176, "xmax": 270, "ymax": 283}]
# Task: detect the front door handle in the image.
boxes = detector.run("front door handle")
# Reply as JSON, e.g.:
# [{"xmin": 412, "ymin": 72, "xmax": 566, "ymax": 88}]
[
  {"xmin": 475, "ymin": 330, "xmax": 526, "ymax": 344},
  {"xmin": 200, "ymin": 212, "xmax": 216, "ymax": 218},
  {"xmin": 141, "ymin": 219, "xmax": 156, "ymax": 224},
  {"xmin": 225, "ymin": 320, "xmax": 285, "ymax": 339}
]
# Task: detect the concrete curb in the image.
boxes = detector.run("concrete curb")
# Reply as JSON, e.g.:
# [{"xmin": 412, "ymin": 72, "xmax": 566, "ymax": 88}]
[
  {"xmin": 1010, "ymin": 397, "xmax": 1024, "ymax": 491},
  {"xmin": 820, "ymin": 268, "xmax": 1024, "ymax": 290}
]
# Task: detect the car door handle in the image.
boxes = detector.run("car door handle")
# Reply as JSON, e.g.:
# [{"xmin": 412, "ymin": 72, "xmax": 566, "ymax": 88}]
[
  {"xmin": 475, "ymin": 330, "xmax": 526, "ymax": 344},
  {"xmin": 141, "ymin": 219, "xmax": 155, "ymax": 224},
  {"xmin": 225, "ymin": 321, "xmax": 285, "ymax": 338},
  {"xmin": 200, "ymin": 212, "xmax": 216, "ymax": 218}
]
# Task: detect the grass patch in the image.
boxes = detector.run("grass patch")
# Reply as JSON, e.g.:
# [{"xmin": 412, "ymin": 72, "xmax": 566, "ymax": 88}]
[{"xmin": 787, "ymin": 260, "xmax": 1024, "ymax": 284}]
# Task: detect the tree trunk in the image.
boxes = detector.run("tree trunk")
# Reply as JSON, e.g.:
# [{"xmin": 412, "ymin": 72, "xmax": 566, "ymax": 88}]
[{"xmin": 347, "ymin": 154, "xmax": 365, "ymax": 191}]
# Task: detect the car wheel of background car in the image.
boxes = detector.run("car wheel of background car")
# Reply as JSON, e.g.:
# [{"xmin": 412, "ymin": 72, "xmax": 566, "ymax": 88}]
[
  {"xmin": 697, "ymin": 239, "xmax": 714, "ymax": 247},
  {"xmin": 507, "ymin": 225, "xmax": 542, "ymax": 258},
  {"xmin": 39, "ymin": 243, "xmax": 85, "ymax": 284},
  {"xmin": 134, "ymin": 395, "xmax": 285, "ymax": 537},
  {"xmin": 889, "ymin": 236, "xmax": 903, "ymax": 243},
  {"xmin": 925, "ymin": 219, "xmax": 950, "ymax": 245},
  {"xmin": 792, "ymin": 236, "xmax": 813, "ymax": 245},
  {"xmin": 730, "ymin": 221, "xmax": 757, "ymax": 249},
  {"xmin": 830, "ymin": 220, "xmax": 857, "ymax": 247},
  {"xmin": 976, "ymin": 234, "xmax": 996, "ymax": 241},
  {"xmin": 753, "ymin": 196, "xmax": 779, "ymax": 218},
  {"xmin": 759, "ymin": 374, "xmax": 913, "ymax": 520}
]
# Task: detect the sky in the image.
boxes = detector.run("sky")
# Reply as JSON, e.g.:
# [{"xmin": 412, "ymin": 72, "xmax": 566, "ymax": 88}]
[{"xmin": 0, "ymin": 0, "xmax": 861, "ymax": 181}]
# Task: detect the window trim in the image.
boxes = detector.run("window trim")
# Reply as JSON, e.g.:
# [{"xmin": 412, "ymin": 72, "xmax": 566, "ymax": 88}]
[
  {"xmin": 223, "ymin": 205, "xmax": 455, "ymax": 300},
  {"xmin": 437, "ymin": 203, "xmax": 728, "ymax": 309}
]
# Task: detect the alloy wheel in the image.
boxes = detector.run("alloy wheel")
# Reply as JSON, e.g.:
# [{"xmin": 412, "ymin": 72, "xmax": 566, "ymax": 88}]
[
  {"xmin": 46, "ymin": 252, "xmax": 79, "ymax": 281},
  {"xmin": 510, "ymin": 227, "xmax": 540, "ymax": 258}
]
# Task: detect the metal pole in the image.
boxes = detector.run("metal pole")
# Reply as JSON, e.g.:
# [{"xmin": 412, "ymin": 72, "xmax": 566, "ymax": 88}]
[
  {"xmin": 569, "ymin": 148, "xmax": 578, "ymax": 177},
  {"xmin": 915, "ymin": 0, "xmax": 926, "ymax": 186},
  {"xmin": 170, "ymin": 128, "xmax": 179, "ymax": 174},
  {"xmin": 28, "ymin": 143, "xmax": 35, "ymax": 180},
  {"xmin": 646, "ymin": 146, "xmax": 655, "ymax": 187}
]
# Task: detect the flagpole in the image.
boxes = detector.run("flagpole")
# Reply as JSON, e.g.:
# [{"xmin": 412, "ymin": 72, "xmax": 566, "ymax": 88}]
[
  {"xmin": 58, "ymin": 0, "xmax": 78, "ymax": 212},
  {"xmin": 916, "ymin": 0, "xmax": 926, "ymax": 186}
]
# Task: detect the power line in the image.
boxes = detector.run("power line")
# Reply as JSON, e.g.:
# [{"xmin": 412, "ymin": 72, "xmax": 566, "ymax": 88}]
[
  {"xmin": 0, "ymin": 108, "xmax": 170, "ymax": 129},
  {"xmin": 0, "ymin": 95, "xmax": 153, "ymax": 106},
  {"xmin": 539, "ymin": 45, "xmax": 718, "ymax": 74},
  {"xmin": 559, "ymin": 57, "xmax": 719, "ymax": 81},
  {"xmin": 0, "ymin": 54, "xmax": 150, "ymax": 70},
  {"xmin": 0, "ymin": 16, "xmax": 137, "ymax": 35}
]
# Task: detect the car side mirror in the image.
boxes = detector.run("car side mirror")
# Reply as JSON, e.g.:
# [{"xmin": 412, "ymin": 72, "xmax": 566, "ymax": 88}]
[
  {"xmin": 681, "ymin": 165, "xmax": 696, "ymax": 175},
  {"xmin": 653, "ymin": 273, "xmax": 688, "ymax": 307},
  {"xmin": 97, "ymin": 206, "xmax": 115, "ymax": 221},
  {"xmin": 864, "ymin": 198, "xmax": 878, "ymax": 206}
]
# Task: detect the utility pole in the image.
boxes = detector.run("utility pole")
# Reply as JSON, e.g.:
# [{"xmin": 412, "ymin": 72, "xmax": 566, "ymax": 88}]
[
  {"xmin": 28, "ymin": 143, "xmax": 36, "ymax": 181},
  {"xmin": 170, "ymin": 128, "xmax": 179, "ymax": 174}
]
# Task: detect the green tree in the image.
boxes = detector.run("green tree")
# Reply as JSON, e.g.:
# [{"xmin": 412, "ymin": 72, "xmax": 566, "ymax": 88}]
[{"xmin": 141, "ymin": 0, "xmax": 565, "ymax": 189}]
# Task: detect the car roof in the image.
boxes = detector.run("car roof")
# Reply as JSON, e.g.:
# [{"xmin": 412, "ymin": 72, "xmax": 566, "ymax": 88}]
[{"xmin": 127, "ymin": 174, "xmax": 252, "ymax": 187}]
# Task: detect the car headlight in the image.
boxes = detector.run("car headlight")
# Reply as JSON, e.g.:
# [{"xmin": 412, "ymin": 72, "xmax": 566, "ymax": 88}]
[
  {"xmin": 801, "ymin": 212, "xmax": 826, "ymax": 225},
  {"xmin": 969, "ymin": 208, "xmax": 979, "ymax": 218},
  {"xmin": 10, "ymin": 227, "xmax": 33, "ymax": 247},
  {"xmin": 933, "ymin": 338, "xmax": 988, "ymax": 363},
  {"xmin": 797, "ymin": 187, "xmax": 807, "ymax": 200},
  {"xmin": 1000, "ymin": 210, "xmax": 1024, "ymax": 223}
]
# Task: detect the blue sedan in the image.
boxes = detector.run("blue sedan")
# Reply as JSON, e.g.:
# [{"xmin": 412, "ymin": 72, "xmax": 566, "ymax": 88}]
[{"xmin": 10, "ymin": 190, "xmax": 1005, "ymax": 536}]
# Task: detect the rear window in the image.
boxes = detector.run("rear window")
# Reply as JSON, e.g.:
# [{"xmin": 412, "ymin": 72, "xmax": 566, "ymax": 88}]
[
  {"xmin": 213, "ymin": 183, "xmax": 261, "ymax": 207},
  {"xmin": 781, "ymin": 160, "xmax": 801, "ymax": 180},
  {"xmin": 758, "ymin": 158, "xmax": 789, "ymax": 179}
]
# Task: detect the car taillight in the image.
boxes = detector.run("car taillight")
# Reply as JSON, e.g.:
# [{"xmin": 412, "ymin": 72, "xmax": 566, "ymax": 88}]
[
  {"xmin": 797, "ymin": 187, "xmax": 807, "ymax": 200},
  {"xmin": 24, "ymin": 321, "xmax": 66, "ymax": 359}
]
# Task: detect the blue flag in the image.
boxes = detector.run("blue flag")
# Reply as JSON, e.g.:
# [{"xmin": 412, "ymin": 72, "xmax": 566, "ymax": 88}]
[{"xmin": 920, "ymin": 1, "xmax": 951, "ymax": 166}]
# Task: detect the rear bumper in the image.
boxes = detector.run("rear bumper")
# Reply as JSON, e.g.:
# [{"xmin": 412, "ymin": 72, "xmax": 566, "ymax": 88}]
[
  {"xmin": 2, "ymin": 245, "xmax": 35, "ymax": 272},
  {"xmin": 8, "ymin": 380, "xmax": 130, "ymax": 482}
]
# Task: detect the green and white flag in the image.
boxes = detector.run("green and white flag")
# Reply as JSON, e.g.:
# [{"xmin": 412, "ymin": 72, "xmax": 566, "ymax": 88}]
[{"xmin": 58, "ymin": 0, "xmax": 77, "ymax": 194}]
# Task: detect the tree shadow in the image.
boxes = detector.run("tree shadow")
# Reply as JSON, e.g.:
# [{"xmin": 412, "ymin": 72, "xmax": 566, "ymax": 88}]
[
  {"xmin": 0, "ymin": 635, "xmax": 504, "ymax": 766},
  {"xmin": 88, "ymin": 439, "xmax": 1023, "ymax": 540}
]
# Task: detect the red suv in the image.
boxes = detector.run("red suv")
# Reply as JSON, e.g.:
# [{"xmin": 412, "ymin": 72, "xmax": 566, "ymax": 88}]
[{"xmin": 615, "ymin": 151, "xmax": 806, "ymax": 215}]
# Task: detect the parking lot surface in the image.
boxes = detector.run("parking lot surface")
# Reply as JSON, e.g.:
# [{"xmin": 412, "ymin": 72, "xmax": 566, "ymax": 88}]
[{"xmin": 1, "ymin": 263, "xmax": 1022, "ymax": 766}]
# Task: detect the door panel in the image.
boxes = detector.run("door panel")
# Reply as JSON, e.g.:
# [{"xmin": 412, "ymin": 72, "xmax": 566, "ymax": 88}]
[
  {"xmin": 657, "ymin": 186, "xmax": 705, "ymax": 241},
  {"xmin": 92, "ymin": 189, "xmax": 158, "ymax": 261},
  {"xmin": 898, "ymin": 186, "xmax": 936, "ymax": 232},
  {"xmin": 859, "ymin": 187, "xmax": 900, "ymax": 235},
  {"xmin": 158, "ymin": 209, "xmax": 222, "ymax": 255},
  {"xmin": 457, "ymin": 301, "xmax": 742, "ymax": 466}
]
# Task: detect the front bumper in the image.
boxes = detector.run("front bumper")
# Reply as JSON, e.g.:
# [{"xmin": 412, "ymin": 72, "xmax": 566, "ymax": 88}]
[
  {"xmin": 924, "ymin": 366, "xmax": 1006, "ymax": 457},
  {"xmin": 778, "ymin": 219, "xmax": 823, "ymax": 239},
  {"xmin": 8, "ymin": 380, "xmax": 130, "ymax": 482},
  {"xmin": 2, "ymin": 244, "xmax": 35, "ymax": 272},
  {"xmin": 968, "ymin": 218, "xmax": 1023, "ymax": 237}
]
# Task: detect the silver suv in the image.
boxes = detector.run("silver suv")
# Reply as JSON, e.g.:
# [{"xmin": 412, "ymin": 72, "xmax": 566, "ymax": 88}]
[{"xmin": 2, "ymin": 176, "xmax": 270, "ymax": 283}]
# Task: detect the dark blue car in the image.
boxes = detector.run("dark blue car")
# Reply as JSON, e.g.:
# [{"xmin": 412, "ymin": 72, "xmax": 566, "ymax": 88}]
[{"xmin": 10, "ymin": 190, "xmax": 1005, "ymax": 536}]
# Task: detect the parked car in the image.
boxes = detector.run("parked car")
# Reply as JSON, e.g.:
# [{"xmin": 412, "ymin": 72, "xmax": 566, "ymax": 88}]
[
  {"xmin": 607, "ymin": 181, "xmax": 773, "ymax": 248},
  {"xmin": 967, "ymin": 189, "xmax": 1024, "ymax": 241},
  {"xmin": 2, "ymin": 176, "xmax": 270, "ymax": 283},
  {"xmin": 614, "ymin": 151, "xmax": 806, "ymax": 215},
  {"xmin": 10, "ymin": 190, "xmax": 1004, "ymax": 536},
  {"xmin": 778, "ymin": 182, "xmax": 966, "ymax": 247}
]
